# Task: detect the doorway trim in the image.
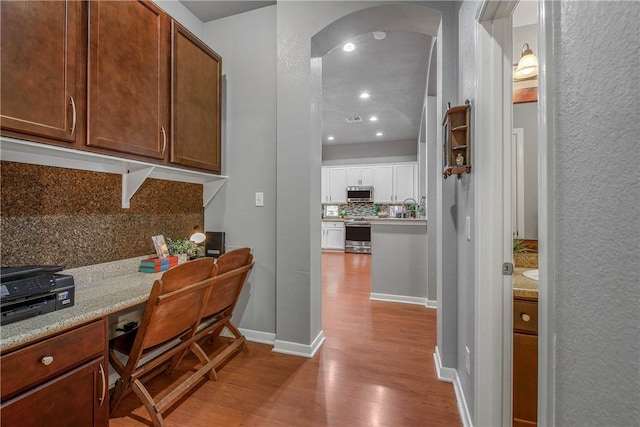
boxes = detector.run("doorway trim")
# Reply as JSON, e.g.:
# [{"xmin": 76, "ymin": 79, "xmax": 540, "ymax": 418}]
[
  {"xmin": 475, "ymin": 1, "xmax": 555, "ymax": 426},
  {"xmin": 474, "ymin": 3, "xmax": 515, "ymax": 424}
]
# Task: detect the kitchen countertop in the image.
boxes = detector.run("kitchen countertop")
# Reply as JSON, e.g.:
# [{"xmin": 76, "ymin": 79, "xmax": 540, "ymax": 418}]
[
  {"xmin": 0, "ymin": 256, "xmax": 162, "ymax": 353},
  {"xmin": 513, "ymin": 267, "xmax": 538, "ymax": 300}
]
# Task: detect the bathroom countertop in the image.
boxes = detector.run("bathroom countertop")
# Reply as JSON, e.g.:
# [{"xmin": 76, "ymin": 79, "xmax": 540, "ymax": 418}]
[{"xmin": 513, "ymin": 267, "xmax": 538, "ymax": 300}]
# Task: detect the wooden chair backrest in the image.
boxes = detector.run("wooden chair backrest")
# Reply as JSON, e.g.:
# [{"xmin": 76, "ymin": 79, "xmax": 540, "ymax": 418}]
[
  {"xmin": 129, "ymin": 258, "xmax": 217, "ymax": 360},
  {"xmin": 201, "ymin": 248, "xmax": 254, "ymax": 320}
]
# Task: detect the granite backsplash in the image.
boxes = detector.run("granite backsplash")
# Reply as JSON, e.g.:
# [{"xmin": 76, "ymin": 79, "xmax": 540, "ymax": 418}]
[{"xmin": 0, "ymin": 161, "xmax": 204, "ymax": 268}]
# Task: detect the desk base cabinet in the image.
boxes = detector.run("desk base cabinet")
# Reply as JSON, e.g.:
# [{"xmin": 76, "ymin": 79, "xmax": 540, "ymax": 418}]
[{"xmin": 0, "ymin": 319, "xmax": 109, "ymax": 427}]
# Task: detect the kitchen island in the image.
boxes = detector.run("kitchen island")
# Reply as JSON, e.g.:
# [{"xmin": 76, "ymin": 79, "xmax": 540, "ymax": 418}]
[{"xmin": 369, "ymin": 218, "xmax": 428, "ymax": 305}]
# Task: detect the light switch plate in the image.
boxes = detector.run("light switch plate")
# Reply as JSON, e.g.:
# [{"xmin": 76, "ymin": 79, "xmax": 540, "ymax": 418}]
[{"xmin": 255, "ymin": 192, "xmax": 264, "ymax": 207}]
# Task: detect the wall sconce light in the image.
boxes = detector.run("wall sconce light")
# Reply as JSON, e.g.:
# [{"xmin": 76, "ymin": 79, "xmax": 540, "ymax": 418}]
[{"xmin": 514, "ymin": 43, "xmax": 538, "ymax": 80}]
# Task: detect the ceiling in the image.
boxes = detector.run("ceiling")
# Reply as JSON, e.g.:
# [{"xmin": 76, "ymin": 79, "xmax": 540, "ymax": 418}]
[
  {"xmin": 180, "ymin": 1, "xmax": 431, "ymax": 147},
  {"xmin": 180, "ymin": 1, "xmax": 275, "ymax": 22},
  {"xmin": 321, "ymin": 31, "xmax": 430, "ymax": 146}
]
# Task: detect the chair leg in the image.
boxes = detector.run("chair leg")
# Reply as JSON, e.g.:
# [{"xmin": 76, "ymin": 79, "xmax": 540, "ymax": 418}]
[
  {"xmin": 109, "ymin": 378, "xmax": 128, "ymax": 417},
  {"xmin": 131, "ymin": 378, "xmax": 165, "ymax": 427},
  {"xmin": 190, "ymin": 342, "xmax": 218, "ymax": 381},
  {"xmin": 226, "ymin": 322, "xmax": 249, "ymax": 352}
]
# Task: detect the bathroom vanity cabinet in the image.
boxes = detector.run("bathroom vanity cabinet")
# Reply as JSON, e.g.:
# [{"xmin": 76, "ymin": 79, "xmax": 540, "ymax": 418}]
[{"xmin": 513, "ymin": 297, "xmax": 538, "ymax": 427}]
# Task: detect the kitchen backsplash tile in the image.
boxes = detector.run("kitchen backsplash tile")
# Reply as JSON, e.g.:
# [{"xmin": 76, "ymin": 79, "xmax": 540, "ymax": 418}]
[{"xmin": 1, "ymin": 162, "xmax": 203, "ymax": 268}]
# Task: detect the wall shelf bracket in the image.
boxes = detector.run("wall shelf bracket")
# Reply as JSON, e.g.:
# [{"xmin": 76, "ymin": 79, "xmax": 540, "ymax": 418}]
[
  {"xmin": 122, "ymin": 167, "xmax": 154, "ymax": 208},
  {"xmin": 203, "ymin": 179, "xmax": 227, "ymax": 208}
]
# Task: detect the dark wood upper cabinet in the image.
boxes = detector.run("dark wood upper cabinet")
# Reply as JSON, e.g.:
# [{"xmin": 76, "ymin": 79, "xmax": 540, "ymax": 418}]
[
  {"xmin": 1, "ymin": 0, "xmax": 84, "ymax": 145},
  {"xmin": 87, "ymin": 0, "xmax": 169, "ymax": 160},
  {"xmin": 171, "ymin": 22, "xmax": 222, "ymax": 173}
]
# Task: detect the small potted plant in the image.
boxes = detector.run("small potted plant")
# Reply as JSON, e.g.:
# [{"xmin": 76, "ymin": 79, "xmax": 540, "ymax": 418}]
[{"xmin": 166, "ymin": 237, "xmax": 198, "ymax": 263}]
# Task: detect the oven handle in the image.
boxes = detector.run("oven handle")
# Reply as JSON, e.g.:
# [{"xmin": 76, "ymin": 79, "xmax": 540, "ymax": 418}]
[{"xmin": 345, "ymin": 223, "xmax": 371, "ymax": 227}]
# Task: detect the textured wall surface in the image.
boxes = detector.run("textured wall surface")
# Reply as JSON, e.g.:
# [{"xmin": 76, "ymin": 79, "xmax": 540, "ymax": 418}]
[
  {"xmin": 455, "ymin": 0, "xmax": 477, "ymax": 418},
  {"xmin": 553, "ymin": 1, "xmax": 640, "ymax": 425},
  {"xmin": 1, "ymin": 162, "xmax": 203, "ymax": 268},
  {"xmin": 203, "ymin": 5, "xmax": 277, "ymax": 336}
]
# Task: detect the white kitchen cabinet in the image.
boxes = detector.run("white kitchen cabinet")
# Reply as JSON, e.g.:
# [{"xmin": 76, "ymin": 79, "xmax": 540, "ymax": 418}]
[
  {"xmin": 373, "ymin": 165, "xmax": 394, "ymax": 203},
  {"xmin": 346, "ymin": 166, "xmax": 374, "ymax": 186},
  {"xmin": 321, "ymin": 221, "xmax": 345, "ymax": 250},
  {"xmin": 394, "ymin": 163, "xmax": 417, "ymax": 202},
  {"xmin": 373, "ymin": 163, "xmax": 417, "ymax": 203},
  {"xmin": 321, "ymin": 166, "xmax": 347, "ymax": 203}
]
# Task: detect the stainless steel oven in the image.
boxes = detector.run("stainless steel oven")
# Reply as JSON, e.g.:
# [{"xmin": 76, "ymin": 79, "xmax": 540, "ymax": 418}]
[{"xmin": 344, "ymin": 219, "xmax": 371, "ymax": 254}]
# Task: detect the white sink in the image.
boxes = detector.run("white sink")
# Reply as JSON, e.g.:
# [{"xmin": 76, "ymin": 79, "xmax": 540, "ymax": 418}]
[{"xmin": 522, "ymin": 269, "xmax": 539, "ymax": 281}]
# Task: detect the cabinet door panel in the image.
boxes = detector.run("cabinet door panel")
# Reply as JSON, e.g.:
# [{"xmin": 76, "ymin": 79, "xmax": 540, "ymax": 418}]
[
  {"xmin": 0, "ymin": 358, "xmax": 108, "ymax": 427},
  {"xmin": 360, "ymin": 166, "xmax": 374, "ymax": 186},
  {"xmin": 394, "ymin": 164, "xmax": 416, "ymax": 202},
  {"xmin": 1, "ymin": 0, "xmax": 80, "ymax": 143},
  {"xmin": 328, "ymin": 167, "xmax": 347, "ymax": 203},
  {"xmin": 171, "ymin": 22, "xmax": 221, "ymax": 172},
  {"xmin": 88, "ymin": 0, "xmax": 168, "ymax": 159},
  {"xmin": 513, "ymin": 332, "xmax": 538, "ymax": 425},
  {"xmin": 326, "ymin": 227, "xmax": 345, "ymax": 250},
  {"xmin": 373, "ymin": 165, "xmax": 393, "ymax": 203}
]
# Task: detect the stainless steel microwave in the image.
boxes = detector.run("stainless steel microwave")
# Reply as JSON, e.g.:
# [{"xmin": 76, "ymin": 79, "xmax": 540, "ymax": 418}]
[{"xmin": 346, "ymin": 186, "xmax": 374, "ymax": 202}]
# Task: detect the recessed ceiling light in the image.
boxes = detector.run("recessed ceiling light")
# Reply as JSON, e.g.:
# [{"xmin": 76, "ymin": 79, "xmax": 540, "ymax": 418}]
[
  {"xmin": 359, "ymin": 92, "xmax": 370, "ymax": 99},
  {"xmin": 369, "ymin": 116, "xmax": 378, "ymax": 122},
  {"xmin": 376, "ymin": 132, "xmax": 383, "ymax": 136},
  {"xmin": 327, "ymin": 136, "xmax": 335, "ymax": 141},
  {"xmin": 343, "ymin": 42, "xmax": 355, "ymax": 52},
  {"xmin": 373, "ymin": 31, "xmax": 387, "ymax": 40}
]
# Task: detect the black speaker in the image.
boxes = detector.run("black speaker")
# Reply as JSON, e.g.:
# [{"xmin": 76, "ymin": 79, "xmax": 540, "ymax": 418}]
[{"xmin": 205, "ymin": 232, "xmax": 225, "ymax": 258}]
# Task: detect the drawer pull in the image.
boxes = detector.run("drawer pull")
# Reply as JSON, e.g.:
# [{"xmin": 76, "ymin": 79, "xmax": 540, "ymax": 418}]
[
  {"xmin": 521, "ymin": 313, "xmax": 531, "ymax": 322},
  {"xmin": 41, "ymin": 355, "xmax": 54, "ymax": 366},
  {"xmin": 98, "ymin": 363, "xmax": 106, "ymax": 407}
]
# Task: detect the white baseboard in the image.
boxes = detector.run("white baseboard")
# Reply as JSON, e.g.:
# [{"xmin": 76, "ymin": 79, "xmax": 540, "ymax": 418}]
[
  {"xmin": 273, "ymin": 330, "xmax": 325, "ymax": 358},
  {"xmin": 370, "ymin": 292, "xmax": 428, "ymax": 306},
  {"xmin": 433, "ymin": 346, "xmax": 473, "ymax": 427},
  {"xmin": 239, "ymin": 328, "xmax": 276, "ymax": 345},
  {"xmin": 425, "ymin": 299, "xmax": 437, "ymax": 309},
  {"xmin": 433, "ymin": 346, "xmax": 456, "ymax": 382}
]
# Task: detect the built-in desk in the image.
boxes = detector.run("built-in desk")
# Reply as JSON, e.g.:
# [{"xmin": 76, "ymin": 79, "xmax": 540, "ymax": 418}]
[{"xmin": 0, "ymin": 256, "xmax": 161, "ymax": 353}]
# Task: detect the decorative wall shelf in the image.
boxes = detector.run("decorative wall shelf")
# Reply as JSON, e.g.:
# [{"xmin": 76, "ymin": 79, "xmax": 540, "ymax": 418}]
[
  {"xmin": 442, "ymin": 99, "xmax": 471, "ymax": 179},
  {"xmin": 0, "ymin": 137, "xmax": 227, "ymax": 208}
]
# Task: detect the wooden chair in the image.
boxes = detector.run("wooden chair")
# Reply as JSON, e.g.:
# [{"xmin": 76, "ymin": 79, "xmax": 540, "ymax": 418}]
[
  {"xmin": 188, "ymin": 247, "xmax": 255, "ymax": 381},
  {"xmin": 108, "ymin": 258, "xmax": 217, "ymax": 427}
]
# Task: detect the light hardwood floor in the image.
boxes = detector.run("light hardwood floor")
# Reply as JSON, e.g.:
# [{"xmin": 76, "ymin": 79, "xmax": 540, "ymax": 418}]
[{"xmin": 109, "ymin": 252, "xmax": 461, "ymax": 426}]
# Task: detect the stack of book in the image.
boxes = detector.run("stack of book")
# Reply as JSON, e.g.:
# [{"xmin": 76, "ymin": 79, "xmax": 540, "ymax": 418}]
[{"xmin": 139, "ymin": 256, "xmax": 179, "ymax": 273}]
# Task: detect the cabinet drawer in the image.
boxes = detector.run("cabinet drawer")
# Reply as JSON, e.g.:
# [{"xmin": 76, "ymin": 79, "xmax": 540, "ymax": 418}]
[
  {"xmin": 513, "ymin": 299, "xmax": 538, "ymax": 334},
  {"xmin": 1, "ymin": 318, "xmax": 106, "ymax": 399},
  {"xmin": 324, "ymin": 221, "xmax": 344, "ymax": 229}
]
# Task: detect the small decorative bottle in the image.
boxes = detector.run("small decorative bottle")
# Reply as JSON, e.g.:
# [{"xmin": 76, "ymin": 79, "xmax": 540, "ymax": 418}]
[{"xmin": 456, "ymin": 152, "xmax": 464, "ymax": 166}]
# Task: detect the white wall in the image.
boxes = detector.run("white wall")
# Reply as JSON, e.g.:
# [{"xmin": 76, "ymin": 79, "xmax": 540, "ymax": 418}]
[
  {"xmin": 202, "ymin": 6, "xmax": 277, "ymax": 336},
  {"xmin": 454, "ymin": 1, "xmax": 476, "ymax": 417},
  {"xmin": 513, "ymin": 102, "xmax": 538, "ymax": 239},
  {"xmin": 322, "ymin": 139, "xmax": 417, "ymax": 165},
  {"xmin": 552, "ymin": 1, "xmax": 639, "ymax": 424},
  {"xmin": 275, "ymin": 1, "xmax": 457, "ymax": 355},
  {"xmin": 155, "ymin": 0, "xmax": 203, "ymax": 38}
]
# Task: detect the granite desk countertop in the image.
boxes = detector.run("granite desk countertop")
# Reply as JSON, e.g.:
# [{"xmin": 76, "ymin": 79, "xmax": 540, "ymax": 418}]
[
  {"xmin": 513, "ymin": 267, "xmax": 539, "ymax": 300},
  {"xmin": 0, "ymin": 257, "xmax": 162, "ymax": 353}
]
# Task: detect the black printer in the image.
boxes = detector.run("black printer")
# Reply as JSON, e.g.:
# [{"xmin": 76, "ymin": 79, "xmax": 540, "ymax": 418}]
[{"xmin": 0, "ymin": 265, "xmax": 75, "ymax": 325}]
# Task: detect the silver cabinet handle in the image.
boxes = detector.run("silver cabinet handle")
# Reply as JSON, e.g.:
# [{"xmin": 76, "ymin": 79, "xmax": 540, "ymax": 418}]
[
  {"xmin": 521, "ymin": 313, "xmax": 531, "ymax": 322},
  {"xmin": 98, "ymin": 363, "xmax": 106, "ymax": 407},
  {"xmin": 69, "ymin": 97, "xmax": 77, "ymax": 136},
  {"xmin": 41, "ymin": 355, "xmax": 54, "ymax": 366},
  {"xmin": 161, "ymin": 126, "xmax": 167, "ymax": 155}
]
